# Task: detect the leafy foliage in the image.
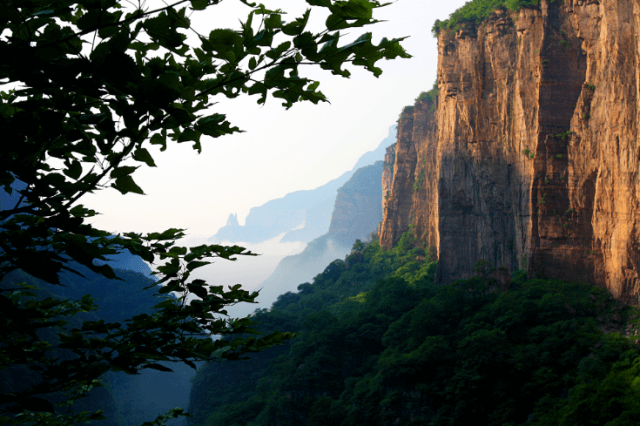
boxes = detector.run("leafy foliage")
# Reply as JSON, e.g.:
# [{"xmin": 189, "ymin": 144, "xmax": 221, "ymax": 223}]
[
  {"xmin": 415, "ymin": 78, "xmax": 438, "ymax": 104},
  {"xmin": 397, "ymin": 105, "xmax": 414, "ymax": 122},
  {"xmin": 0, "ymin": 0, "xmax": 409, "ymax": 424},
  {"xmin": 188, "ymin": 234, "xmax": 436, "ymax": 424},
  {"xmin": 188, "ymin": 237, "xmax": 640, "ymax": 426}
]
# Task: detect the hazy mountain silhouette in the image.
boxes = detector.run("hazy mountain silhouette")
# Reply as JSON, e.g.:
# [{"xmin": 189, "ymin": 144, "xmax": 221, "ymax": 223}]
[
  {"xmin": 210, "ymin": 125, "xmax": 395, "ymax": 245},
  {"xmin": 228, "ymin": 161, "xmax": 385, "ymax": 318}
]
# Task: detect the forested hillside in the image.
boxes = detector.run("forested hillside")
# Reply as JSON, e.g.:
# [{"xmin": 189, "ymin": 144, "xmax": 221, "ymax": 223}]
[{"xmin": 189, "ymin": 232, "xmax": 640, "ymax": 426}]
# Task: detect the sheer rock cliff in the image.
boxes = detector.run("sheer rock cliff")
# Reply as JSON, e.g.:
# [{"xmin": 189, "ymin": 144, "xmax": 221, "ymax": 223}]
[{"xmin": 380, "ymin": 0, "xmax": 640, "ymax": 304}]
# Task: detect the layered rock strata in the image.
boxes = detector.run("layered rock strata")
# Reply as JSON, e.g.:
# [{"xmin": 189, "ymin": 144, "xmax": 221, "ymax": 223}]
[{"xmin": 380, "ymin": 0, "xmax": 640, "ymax": 304}]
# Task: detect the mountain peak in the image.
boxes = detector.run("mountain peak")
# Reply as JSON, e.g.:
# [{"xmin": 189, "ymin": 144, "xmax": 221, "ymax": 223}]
[{"xmin": 226, "ymin": 213, "xmax": 239, "ymax": 227}]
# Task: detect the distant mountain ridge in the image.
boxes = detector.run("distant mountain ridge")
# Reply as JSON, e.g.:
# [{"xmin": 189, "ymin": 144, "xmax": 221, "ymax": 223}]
[
  {"xmin": 209, "ymin": 125, "xmax": 396, "ymax": 245},
  {"xmin": 228, "ymin": 160, "xmax": 385, "ymax": 318}
]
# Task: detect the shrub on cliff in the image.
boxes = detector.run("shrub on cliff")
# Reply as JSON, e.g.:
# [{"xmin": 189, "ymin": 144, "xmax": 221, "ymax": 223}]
[
  {"xmin": 432, "ymin": 0, "xmax": 542, "ymax": 36},
  {"xmin": 415, "ymin": 79, "xmax": 439, "ymax": 104},
  {"xmin": 397, "ymin": 105, "xmax": 415, "ymax": 122}
]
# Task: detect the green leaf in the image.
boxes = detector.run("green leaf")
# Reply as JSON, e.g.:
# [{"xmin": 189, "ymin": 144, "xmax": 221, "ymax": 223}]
[
  {"xmin": 203, "ymin": 29, "xmax": 242, "ymax": 53},
  {"xmin": 276, "ymin": 41, "xmax": 291, "ymax": 53},
  {"xmin": 187, "ymin": 283, "xmax": 208, "ymax": 299},
  {"xmin": 142, "ymin": 363, "xmax": 174, "ymax": 372},
  {"xmin": 70, "ymin": 204, "xmax": 97, "ymax": 218},
  {"xmin": 191, "ymin": 0, "xmax": 209, "ymax": 10},
  {"xmin": 187, "ymin": 261, "xmax": 211, "ymax": 271},
  {"xmin": 110, "ymin": 166, "xmax": 138, "ymax": 179},
  {"xmin": 147, "ymin": 228, "xmax": 186, "ymax": 240},
  {"xmin": 282, "ymin": 9, "xmax": 311, "ymax": 36},
  {"xmin": 89, "ymin": 412, "xmax": 107, "ymax": 421},
  {"xmin": 132, "ymin": 147, "xmax": 157, "ymax": 167},
  {"xmin": 158, "ymin": 72, "xmax": 182, "ymax": 92},
  {"xmin": 169, "ymin": 246, "xmax": 188, "ymax": 255},
  {"xmin": 306, "ymin": 0, "xmax": 331, "ymax": 6},
  {"xmin": 326, "ymin": 13, "xmax": 349, "ymax": 30},
  {"xmin": 177, "ymin": 128, "xmax": 201, "ymax": 144},
  {"xmin": 111, "ymin": 175, "xmax": 144, "ymax": 195},
  {"xmin": 150, "ymin": 132, "xmax": 167, "ymax": 151},
  {"xmin": 330, "ymin": 0, "xmax": 374, "ymax": 20},
  {"xmin": 64, "ymin": 160, "xmax": 82, "ymax": 180},
  {"xmin": 195, "ymin": 114, "xmax": 227, "ymax": 137},
  {"xmin": 157, "ymin": 284, "xmax": 175, "ymax": 294},
  {"xmin": 265, "ymin": 13, "xmax": 282, "ymax": 30}
]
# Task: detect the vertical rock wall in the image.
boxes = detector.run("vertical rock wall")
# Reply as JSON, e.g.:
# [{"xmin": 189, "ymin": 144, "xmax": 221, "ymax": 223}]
[
  {"xmin": 379, "ymin": 108, "xmax": 418, "ymax": 248},
  {"xmin": 380, "ymin": 0, "xmax": 640, "ymax": 304},
  {"xmin": 381, "ymin": 143, "xmax": 396, "ymax": 216}
]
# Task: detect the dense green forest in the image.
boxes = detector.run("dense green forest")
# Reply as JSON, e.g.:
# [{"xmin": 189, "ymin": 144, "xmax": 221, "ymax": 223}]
[{"xmin": 188, "ymin": 231, "xmax": 640, "ymax": 426}]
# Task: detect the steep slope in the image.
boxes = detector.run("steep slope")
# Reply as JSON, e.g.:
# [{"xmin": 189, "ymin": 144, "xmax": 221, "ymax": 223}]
[
  {"xmin": 230, "ymin": 161, "xmax": 384, "ymax": 317},
  {"xmin": 380, "ymin": 0, "xmax": 640, "ymax": 304},
  {"xmin": 210, "ymin": 125, "xmax": 395, "ymax": 245}
]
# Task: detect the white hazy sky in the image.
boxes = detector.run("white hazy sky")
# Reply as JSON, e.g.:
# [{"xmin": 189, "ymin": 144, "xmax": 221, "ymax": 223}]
[{"xmin": 83, "ymin": 0, "xmax": 468, "ymax": 241}]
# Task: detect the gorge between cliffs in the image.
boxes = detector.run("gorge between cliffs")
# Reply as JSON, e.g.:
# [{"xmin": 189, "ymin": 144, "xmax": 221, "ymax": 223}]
[{"xmin": 380, "ymin": 0, "xmax": 640, "ymax": 305}]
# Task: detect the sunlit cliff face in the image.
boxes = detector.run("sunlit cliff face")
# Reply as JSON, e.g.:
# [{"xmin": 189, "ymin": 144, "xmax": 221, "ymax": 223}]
[{"xmin": 380, "ymin": 0, "xmax": 640, "ymax": 304}]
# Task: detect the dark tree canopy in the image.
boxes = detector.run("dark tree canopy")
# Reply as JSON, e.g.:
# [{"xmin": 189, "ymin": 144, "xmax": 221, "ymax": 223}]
[{"xmin": 0, "ymin": 0, "xmax": 409, "ymax": 424}]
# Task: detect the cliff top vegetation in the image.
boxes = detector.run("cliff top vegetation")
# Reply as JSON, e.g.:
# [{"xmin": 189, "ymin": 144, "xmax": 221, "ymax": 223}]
[
  {"xmin": 397, "ymin": 105, "xmax": 415, "ymax": 122},
  {"xmin": 398, "ymin": 78, "xmax": 438, "ymax": 123},
  {"xmin": 432, "ymin": 0, "xmax": 542, "ymax": 36},
  {"xmin": 415, "ymin": 79, "xmax": 439, "ymax": 104}
]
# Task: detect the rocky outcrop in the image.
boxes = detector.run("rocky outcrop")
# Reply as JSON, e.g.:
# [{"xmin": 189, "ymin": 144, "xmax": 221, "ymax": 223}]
[
  {"xmin": 380, "ymin": 0, "xmax": 640, "ymax": 304},
  {"xmin": 379, "ymin": 109, "xmax": 418, "ymax": 248},
  {"xmin": 381, "ymin": 143, "xmax": 396, "ymax": 216}
]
